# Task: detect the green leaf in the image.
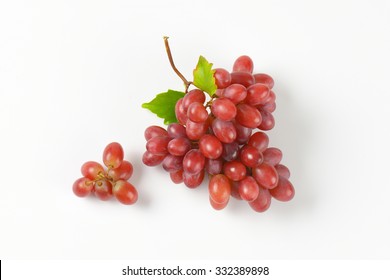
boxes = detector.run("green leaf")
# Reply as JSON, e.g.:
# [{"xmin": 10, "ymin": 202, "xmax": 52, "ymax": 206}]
[
  {"xmin": 142, "ymin": 89, "xmax": 185, "ymax": 125},
  {"xmin": 193, "ymin": 56, "xmax": 217, "ymax": 97}
]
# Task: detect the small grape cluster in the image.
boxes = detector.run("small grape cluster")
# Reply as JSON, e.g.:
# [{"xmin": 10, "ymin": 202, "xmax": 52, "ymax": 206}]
[
  {"xmin": 73, "ymin": 142, "xmax": 138, "ymax": 205},
  {"xmin": 143, "ymin": 55, "xmax": 295, "ymax": 212}
]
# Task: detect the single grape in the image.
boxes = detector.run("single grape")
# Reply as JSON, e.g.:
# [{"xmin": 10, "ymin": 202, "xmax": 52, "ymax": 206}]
[
  {"xmin": 252, "ymin": 163, "xmax": 279, "ymax": 189},
  {"xmin": 167, "ymin": 137, "xmax": 191, "ymax": 156},
  {"xmin": 182, "ymin": 89, "xmax": 206, "ymax": 110},
  {"xmin": 235, "ymin": 103, "xmax": 262, "ymax": 128},
  {"xmin": 209, "ymin": 196, "xmax": 229, "ymax": 210},
  {"xmin": 238, "ymin": 176, "xmax": 260, "ymax": 202},
  {"xmin": 94, "ymin": 180, "xmax": 113, "ymax": 201},
  {"xmin": 113, "ymin": 180, "xmax": 138, "ymax": 205},
  {"xmin": 212, "ymin": 118, "xmax": 237, "ymax": 143},
  {"xmin": 199, "ymin": 134, "xmax": 223, "ymax": 159},
  {"xmin": 167, "ymin": 123, "xmax": 187, "ymax": 138},
  {"xmin": 274, "ymin": 164, "xmax": 290, "ymax": 179},
  {"xmin": 162, "ymin": 154, "xmax": 184, "ymax": 172},
  {"xmin": 208, "ymin": 174, "xmax": 231, "ymax": 204},
  {"xmin": 213, "ymin": 68, "xmax": 231, "ymax": 89},
  {"xmin": 103, "ymin": 142, "xmax": 124, "ymax": 169},
  {"xmin": 248, "ymin": 186, "xmax": 271, "ymax": 212},
  {"xmin": 108, "ymin": 160, "xmax": 133, "ymax": 181},
  {"xmin": 263, "ymin": 90, "xmax": 276, "ymax": 104},
  {"xmin": 245, "ymin": 83, "xmax": 270, "ymax": 106},
  {"xmin": 223, "ymin": 160, "xmax": 247, "ymax": 181},
  {"xmin": 253, "ymin": 73, "xmax": 274, "ymax": 89},
  {"xmin": 81, "ymin": 161, "xmax": 104, "ymax": 180},
  {"xmin": 234, "ymin": 121, "xmax": 252, "ymax": 144},
  {"xmin": 205, "ymin": 158, "xmax": 223, "ymax": 175},
  {"xmin": 230, "ymin": 72, "xmax": 255, "ymax": 87},
  {"xmin": 221, "ymin": 141, "xmax": 240, "ymax": 161},
  {"xmin": 211, "ymin": 97, "xmax": 237, "ymax": 121},
  {"xmin": 73, "ymin": 177, "xmax": 94, "ymax": 197},
  {"xmin": 248, "ymin": 131, "xmax": 269, "ymax": 152},
  {"xmin": 240, "ymin": 145, "xmax": 263, "ymax": 167},
  {"xmin": 232, "ymin": 55, "xmax": 254, "ymax": 73},
  {"xmin": 186, "ymin": 119, "xmax": 208, "ymax": 140},
  {"xmin": 230, "ymin": 181, "xmax": 242, "ymax": 200},
  {"xmin": 170, "ymin": 169, "xmax": 184, "ymax": 184},
  {"xmin": 183, "ymin": 149, "xmax": 205, "ymax": 174},
  {"xmin": 175, "ymin": 98, "xmax": 188, "ymax": 125},
  {"xmin": 269, "ymin": 176, "xmax": 295, "ymax": 202},
  {"xmin": 142, "ymin": 151, "xmax": 166, "ymax": 166},
  {"xmin": 187, "ymin": 102, "xmax": 208, "ymax": 123},
  {"xmin": 258, "ymin": 110, "xmax": 275, "ymax": 131},
  {"xmin": 183, "ymin": 170, "xmax": 205, "ymax": 188},
  {"xmin": 263, "ymin": 147, "xmax": 282, "ymax": 166},
  {"xmin": 261, "ymin": 101, "xmax": 276, "ymax": 113},
  {"xmin": 222, "ymin": 84, "xmax": 247, "ymax": 104},
  {"xmin": 144, "ymin": 126, "xmax": 168, "ymax": 141},
  {"xmin": 146, "ymin": 136, "xmax": 171, "ymax": 155}
]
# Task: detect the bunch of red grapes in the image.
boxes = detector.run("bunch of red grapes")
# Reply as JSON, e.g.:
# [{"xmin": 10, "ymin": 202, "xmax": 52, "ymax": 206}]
[
  {"xmin": 143, "ymin": 55, "xmax": 295, "ymax": 212},
  {"xmin": 73, "ymin": 142, "xmax": 138, "ymax": 205}
]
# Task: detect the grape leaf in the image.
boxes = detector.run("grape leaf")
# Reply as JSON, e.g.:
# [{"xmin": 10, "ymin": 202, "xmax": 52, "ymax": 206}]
[
  {"xmin": 142, "ymin": 89, "xmax": 185, "ymax": 125},
  {"xmin": 193, "ymin": 56, "xmax": 217, "ymax": 97}
]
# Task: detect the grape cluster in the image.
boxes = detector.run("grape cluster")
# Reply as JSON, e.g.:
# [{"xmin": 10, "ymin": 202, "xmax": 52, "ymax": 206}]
[
  {"xmin": 73, "ymin": 142, "xmax": 138, "ymax": 205},
  {"xmin": 143, "ymin": 55, "xmax": 294, "ymax": 212}
]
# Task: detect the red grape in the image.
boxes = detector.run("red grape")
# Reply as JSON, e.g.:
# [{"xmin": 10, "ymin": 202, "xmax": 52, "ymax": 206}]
[
  {"xmin": 230, "ymin": 181, "xmax": 242, "ymax": 200},
  {"xmin": 205, "ymin": 158, "xmax": 223, "ymax": 175},
  {"xmin": 182, "ymin": 89, "xmax": 205, "ymax": 110},
  {"xmin": 167, "ymin": 123, "xmax": 187, "ymax": 138},
  {"xmin": 223, "ymin": 160, "xmax": 247, "ymax": 181},
  {"xmin": 208, "ymin": 174, "xmax": 231, "ymax": 204},
  {"xmin": 221, "ymin": 141, "xmax": 240, "ymax": 161},
  {"xmin": 199, "ymin": 134, "xmax": 223, "ymax": 159},
  {"xmin": 183, "ymin": 170, "xmax": 205, "ymax": 188},
  {"xmin": 248, "ymin": 186, "xmax": 271, "ymax": 212},
  {"xmin": 211, "ymin": 97, "xmax": 237, "ymax": 121},
  {"xmin": 183, "ymin": 149, "xmax": 205, "ymax": 174},
  {"xmin": 245, "ymin": 83, "xmax": 270, "ymax": 106},
  {"xmin": 235, "ymin": 103, "xmax": 262, "ymax": 128},
  {"xmin": 258, "ymin": 110, "xmax": 275, "ymax": 131},
  {"xmin": 269, "ymin": 176, "xmax": 295, "ymax": 202},
  {"xmin": 81, "ymin": 161, "xmax": 104, "ymax": 180},
  {"xmin": 240, "ymin": 145, "xmax": 263, "ymax": 167},
  {"xmin": 108, "ymin": 160, "xmax": 133, "ymax": 181},
  {"xmin": 213, "ymin": 68, "xmax": 231, "ymax": 89},
  {"xmin": 262, "ymin": 101, "xmax": 276, "ymax": 113},
  {"xmin": 94, "ymin": 180, "xmax": 113, "ymax": 201},
  {"xmin": 234, "ymin": 121, "xmax": 252, "ymax": 144},
  {"xmin": 142, "ymin": 151, "xmax": 166, "ymax": 166},
  {"xmin": 146, "ymin": 136, "xmax": 171, "ymax": 155},
  {"xmin": 238, "ymin": 176, "xmax": 260, "ymax": 202},
  {"xmin": 103, "ymin": 142, "xmax": 124, "ymax": 169},
  {"xmin": 212, "ymin": 118, "xmax": 237, "ymax": 143},
  {"xmin": 186, "ymin": 119, "xmax": 208, "ymax": 140},
  {"xmin": 248, "ymin": 131, "xmax": 269, "ymax": 152},
  {"xmin": 263, "ymin": 147, "xmax": 282, "ymax": 166},
  {"xmin": 254, "ymin": 73, "xmax": 274, "ymax": 89},
  {"xmin": 167, "ymin": 137, "xmax": 191, "ymax": 156},
  {"xmin": 253, "ymin": 163, "xmax": 279, "ymax": 189},
  {"xmin": 230, "ymin": 71, "xmax": 255, "ymax": 87},
  {"xmin": 170, "ymin": 169, "xmax": 184, "ymax": 184},
  {"xmin": 222, "ymin": 84, "xmax": 247, "ymax": 104},
  {"xmin": 187, "ymin": 102, "xmax": 208, "ymax": 123},
  {"xmin": 144, "ymin": 125, "xmax": 168, "ymax": 141},
  {"xmin": 275, "ymin": 164, "xmax": 290, "ymax": 179},
  {"xmin": 209, "ymin": 196, "xmax": 228, "ymax": 210},
  {"xmin": 73, "ymin": 177, "xmax": 93, "ymax": 197},
  {"xmin": 175, "ymin": 98, "xmax": 188, "ymax": 125},
  {"xmin": 113, "ymin": 180, "xmax": 138, "ymax": 205},
  {"xmin": 162, "ymin": 154, "xmax": 184, "ymax": 172},
  {"xmin": 233, "ymin": 55, "xmax": 254, "ymax": 73}
]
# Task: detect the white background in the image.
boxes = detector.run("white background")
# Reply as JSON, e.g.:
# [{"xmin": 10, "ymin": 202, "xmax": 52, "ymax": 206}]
[{"xmin": 1, "ymin": 0, "xmax": 389, "ymax": 260}]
